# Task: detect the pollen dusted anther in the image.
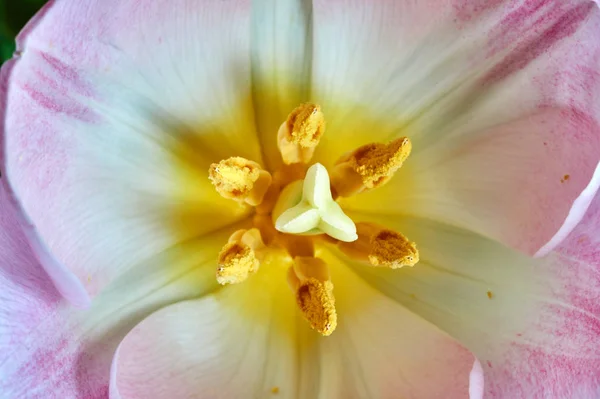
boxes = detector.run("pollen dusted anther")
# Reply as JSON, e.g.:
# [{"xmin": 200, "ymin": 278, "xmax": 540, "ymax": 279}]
[
  {"xmin": 207, "ymin": 102, "xmax": 419, "ymax": 337},
  {"xmin": 330, "ymin": 137, "xmax": 412, "ymax": 198},
  {"xmin": 338, "ymin": 222, "xmax": 419, "ymax": 268},
  {"xmin": 209, "ymin": 157, "xmax": 272, "ymax": 206},
  {"xmin": 287, "ymin": 256, "xmax": 337, "ymax": 336},
  {"xmin": 277, "ymin": 103, "xmax": 325, "ymax": 165},
  {"xmin": 216, "ymin": 228, "xmax": 266, "ymax": 285}
]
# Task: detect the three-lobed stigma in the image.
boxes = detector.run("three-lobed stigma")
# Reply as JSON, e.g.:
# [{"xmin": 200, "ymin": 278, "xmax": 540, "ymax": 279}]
[
  {"xmin": 273, "ymin": 163, "xmax": 358, "ymax": 242},
  {"xmin": 208, "ymin": 103, "xmax": 419, "ymax": 336}
]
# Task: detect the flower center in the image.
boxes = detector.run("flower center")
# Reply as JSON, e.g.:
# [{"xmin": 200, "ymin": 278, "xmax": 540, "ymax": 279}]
[{"xmin": 208, "ymin": 103, "xmax": 419, "ymax": 336}]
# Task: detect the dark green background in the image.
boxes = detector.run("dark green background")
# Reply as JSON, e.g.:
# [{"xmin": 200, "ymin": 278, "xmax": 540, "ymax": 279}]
[{"xmin": 0, "ymin": 0, "xmax": 47, "ymax": 62}]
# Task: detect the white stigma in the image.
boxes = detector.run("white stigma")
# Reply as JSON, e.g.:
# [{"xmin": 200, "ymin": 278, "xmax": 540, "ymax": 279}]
[{"xmin": 274, "ymin": 163, "xmax": 358, "ymax": 242}]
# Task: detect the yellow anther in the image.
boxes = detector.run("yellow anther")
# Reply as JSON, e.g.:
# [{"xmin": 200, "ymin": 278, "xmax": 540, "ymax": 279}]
[
  {"xmin": 338, "ymin": 222, "xmax": 419, "ymax": 268},
  {"xmin": 216, "ymin": 228, "xmax": 266, "ymax": 285},
  {"xmin": 277, "ymin": 103, "xmax": 325, "ymax": 164},
  {"xmin": 287, "ymin": 257, "xmax": 337, "ymax": 336},
  {"xmin": 209, "ymin": 157, "xmax": 272, "ymax": 206},
  {"xmin": 330, "ymin": 137, "xmax": 412, "ymax": 197},
  {"xmin": 370, "ymin": 229, "xmax": 419, "ymax": 268}
]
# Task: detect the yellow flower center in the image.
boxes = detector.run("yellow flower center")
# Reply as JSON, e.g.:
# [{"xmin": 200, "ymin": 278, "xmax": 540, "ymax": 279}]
[{"xmin": 208, "ymin": 102, "xmax": 419, "ymax": 336}]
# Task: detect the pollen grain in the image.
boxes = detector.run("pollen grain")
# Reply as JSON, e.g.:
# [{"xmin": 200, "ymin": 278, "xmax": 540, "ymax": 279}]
[
  {"xmin": 369, "ymin": 229, "xmax": 419, "ymax": 268},
  {"xmin": 277, "ymin": 103, "xmax": 325, "ymax": 164},
  {"xmin": 216, "ymin": 229, "xmax": 265, "ymax": 285},
  {"xmin": 338, "ymin": 222, "xmax": 419, "ymax": 269},
  {"xmin": 351, "ymin": 137, "xmax": 412, "ymax": 188},
  {"xmin": 286, "ymin": 103, "xmax": 325, "ymax": 147},
  {"xmin": 209, "ymin": 157, "xmax": 271, "ymax": 206},
  {"xmin": 216, "ymin": 242, "xmax": 257, "ymax": 285},
  {"xmin": 288, "ymin": 257, "xmax": 337, "ymax": 336},
  {"xmin": 331, "ymin": 137, "xmax": 412, "ymax": 197}
]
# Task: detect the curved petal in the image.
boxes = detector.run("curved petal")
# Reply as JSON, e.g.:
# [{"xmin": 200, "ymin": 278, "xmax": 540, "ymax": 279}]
[
  {"xmin": 0, "ymin": 177, "xmax": 62, "ymax": 365},
  {"xmin": 345, "ymin": 108, "xmax": 600, "ymax": 256},
  {"xmin": 110, "ymin": 258, "xmax": 303, "ymax": 399},
  {"xmin": 347, "ymin": 208, "xmax": 600, "ymax": 398},
  {"xmin": 311, "ymin": 0, "xmax": 600, "ymax": 255},
  {"xmin": 250, "ymin": 0, "xmax": 314, "ymax": 168},
  {"xmin": 315, "ymin": 252, "xmax": 482, "ymax": 399},
  {"xmin": 112, "ymin": 250, "xmax": 480, "ymax": 399},
  {"xmin": 0, "ymin": 218, "xmax": 229, "ymax": 398},
  {"xmin": 2, "ymin": 0, "xmax": 259, "ymax": 304}
]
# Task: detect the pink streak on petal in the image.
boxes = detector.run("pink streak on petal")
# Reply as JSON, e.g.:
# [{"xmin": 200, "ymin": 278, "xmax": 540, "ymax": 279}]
[
  {"xmin": 3, "ymin": 0, "xmax": 256, "ymax": 305},
  {"xmin": 452, "ymin": 0, "xmax": 504, "ymax": 23},
  {"xmin": 0, "ymin": 178, "xmax": 62, "ymax": 354},
  {"xmin": 484, "ymin": 194, "xmax": 600, "ymax": 397},
  {"xmin": 0, "ymin": 152, "xmax": 104, "ymax": 396},
  {"xmin": 1, "ymin": 57, "xmax": 90, "ymax": 308},
  {"xmin": 484, "ymin": 2, "xmax": 595, "ymax": 84},
  {"xmin": 5, "ymin": 333, "xmax": 111, "ymax": 398}
]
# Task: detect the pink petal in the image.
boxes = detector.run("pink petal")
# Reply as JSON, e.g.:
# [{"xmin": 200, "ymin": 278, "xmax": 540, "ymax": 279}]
[
  {"xmin": 2, "ymin": 0, "xmax": 258, "ymax": 304},
  {"xmin": 0, "ymin": 178, "xmax": 103, "ymax": 396},
  {"xmin": 349, "ymin": 197, "xmax": 600, "ymax": 397},
  {"xmin": 0, "ymin": 188, "xmax": 228, "ymax": 397},
  {"xmin": 0, "ymin": 174, "xmax": 62, "ymax": 364},
  {"xmin": 407, "ymin": 108, "xmax": 600, "ymax": 256},
  {"xmin": 480, "ymin": 191, "xmax": 600, "ymax": 398},
  {"xmin": 315, "ymin": 256, "xmax": 483, "ymax": 399},
  {"xmin": 111, "ymin": 259, "xmax": 481, "ymax": 399},
  {"xmin": 250, "ymin": 1, "xmax": 314, "ymax": 169},
  {"xmin": 312, "ymin": 0, "xmax": 600, "ymax": 255}
]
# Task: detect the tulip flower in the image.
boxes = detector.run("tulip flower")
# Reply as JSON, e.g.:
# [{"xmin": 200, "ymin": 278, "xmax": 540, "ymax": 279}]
[{"xmin": 2, "ymin": 0, "xmax": 600, "ymax": 398}]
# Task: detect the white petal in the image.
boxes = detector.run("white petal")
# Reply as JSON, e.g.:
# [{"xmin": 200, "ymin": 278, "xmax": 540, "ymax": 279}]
[
  {"xmin": 250, "ymin": 0, "xmax": 314, "ymax": 168},
  {"xmin": 0, "ymin": 224, "xmax": 229, "ymax": 397},
  {"xmin": 343, "ymin": 108, "xmax": 600, "ymax": 256},
  {"xmin": 3, "ymin": 0, "xmax": 258, "ymax": 304},
  {"xmin": 312, "ymin": 252, "xmax": 480, "ymax": 399},
  {"xmin": 110, "ymin": 261, "xmax": 301, "ymax": 399},
  {"xmin": 310, "ymin": 1, "xmax": 600, "ymax": 255},
  {"xmin": 346, "ymin": 210, "xmax": 600, "ymax": 397}
]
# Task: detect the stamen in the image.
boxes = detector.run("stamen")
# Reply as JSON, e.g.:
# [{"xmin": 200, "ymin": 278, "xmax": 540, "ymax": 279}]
[
  {"xmin": 274, "ymin": 163, "xmax": 357, "ymax": 242},
  {"xmin": 253, "ymin": 214, "xmax": 278, "ymax": 245},
  {"xmin": 330, "ymin": 137, "xmax": 412, "ymax": 197},
  {"xmin": 209, "ymin": 157, "xmax": 272, "ymax": 206},
  {"xmin": 338, "ymin": 222, "xmax": 419, "ymax": 268},
  {"xmin": 277, "ymin": 103, "xmax": 325, "ymax": 164},
  {"xmin": 216, "ymin": 228, "xmax": 266, "ymax": 285},
  {"xmin": 277, "ymin": 234, "xmax": 315, "ymax": 258},
  {"xmin": 287, "ymin": 256, "xmax": 337, "ymax": 336}
]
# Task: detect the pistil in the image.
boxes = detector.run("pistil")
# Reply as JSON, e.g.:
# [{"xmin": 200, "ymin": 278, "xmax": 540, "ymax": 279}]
[
  {"xmin": 274, "ymin": 163, "xmax": 357, "ymax": 242},
  {"xmin": 207, "ymin": 102, "xmax": 419, "ymax": 337}
]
